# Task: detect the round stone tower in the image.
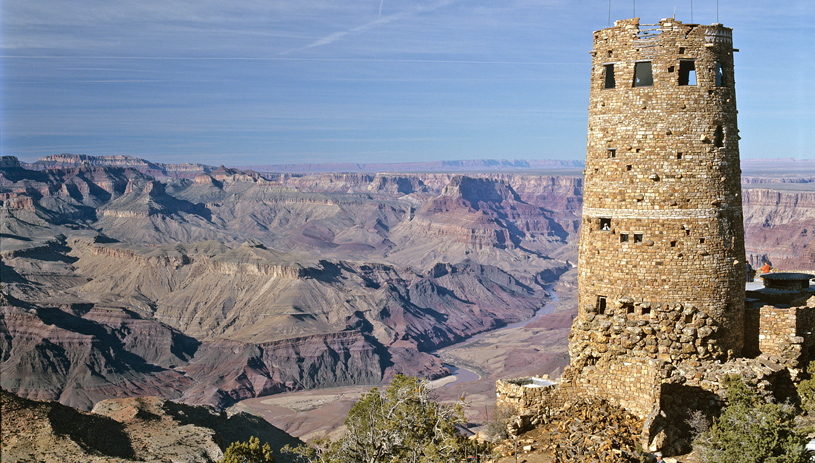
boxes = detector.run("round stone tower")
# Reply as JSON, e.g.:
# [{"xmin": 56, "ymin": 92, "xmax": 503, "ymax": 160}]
[{"xmin": 571, "ymin": 18, "xmax": 745, "ymax": 366}]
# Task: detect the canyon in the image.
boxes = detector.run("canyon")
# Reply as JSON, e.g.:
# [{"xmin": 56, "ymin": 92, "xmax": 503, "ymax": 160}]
[{"xmin": 1, "ymin": 154, "xmax": 813, "ymax": 419}]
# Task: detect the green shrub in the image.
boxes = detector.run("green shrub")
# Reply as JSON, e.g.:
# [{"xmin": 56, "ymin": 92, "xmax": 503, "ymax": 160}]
[
  {"xmin": 797, "ymin": 361, "xmax": 815, "ymax": 414},
  {"xmin": 694, "ymin": 376, "xmax": 808, "ymax": 463},
  {"xmin": 220, "ymin": 436, "xmax": 275, "ymax": 463},
  {"xmin": 284, "ymin": 374, "xmax": 468, "ymax": 463}
]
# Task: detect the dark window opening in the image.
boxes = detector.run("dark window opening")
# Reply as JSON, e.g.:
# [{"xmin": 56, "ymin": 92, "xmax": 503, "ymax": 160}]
[
  {"xmin": 634, "ymin": 233, "xmax": 643, "ymax": 243},
  {"xmin": 713, "ymin": 125, "xmax": 724, "ymax": 147},
  {"xmin": 607, "ymin": 148, "xmax": 617, "ymax": 158},
  {"xmin": 699, "ymin": 237, "xmax": 706, "ymax": 244},
  {"xmin": 642, "ymin": 306, "xmax": 651, "ymax": 316},
  {"xmin": 620, "ymin": 233, "xmax": 629, "ymax": 243},
  {"xmin": 633, "ymin": 62, "xmax": 653, "ymax": 87},
  {"xmin": 600, "ymin": 218, "xmax": 611, "ymax": 231},
  {"xmin": 676, "ymin": 152, "xmax": 683, "ymax": 160},
  {"xmin": 679, "ymin": 47, "xmax": 685, "ymax": 54},
  {"xmin": 626, "ymin": 165, "xmax": 633, "ymax": 171},
  {"xmin": 670, "ymin": 240, "xmax": 677, "ymax": 247},
  {"xmin": 678, "ymin": 61, "xmax": 696, "ymax": 86},
  {"xmin": 685, "ymin": 314, "xmax": 693, "ymax": 323},
  {"xmin": 604, "ymin": 64, "xmax": 616, "ymax": 89},
  {"xmin": 668, "ymin": 66, "xmax": 675, "ymax": 73},
  {"xmin": 715, "ymin": 62, "xmax": 726, "ymax": 87},
  {"xmin": 627, "ymin": 305, "xmax": 636, "ymax": 315},
  {"xmin": 685, "ymin": 229, "xmax": 691, "ymax": 236},
  {"xmin": 597, "ymin": 296, "xmax": 607, "ymax": 315}
]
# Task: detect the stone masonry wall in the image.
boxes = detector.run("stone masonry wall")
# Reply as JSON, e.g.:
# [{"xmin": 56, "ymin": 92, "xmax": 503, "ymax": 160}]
[
  {"xmin": 559, "ymin": 358, "xmax": 662, "ymax": 419},
  {"xmin": 758, "ymin": 299, "xmax": 815, "ymax": 370},
  {"xmin": 574, "ymin": 18, "xmax": 745, "ymax": 369}
]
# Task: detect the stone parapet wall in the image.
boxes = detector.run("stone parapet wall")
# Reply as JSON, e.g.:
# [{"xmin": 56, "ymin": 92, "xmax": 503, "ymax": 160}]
[
  {"xmin": 558, "ymin": 358, "xmax": 663, "ymax": 419},
  {"xmin": 495, "ymin": 377, "xmax": 559, "ymax": 414},
  {"xmin": 758, "ymin": 298, "xmax": 815, "ymax": 370}
]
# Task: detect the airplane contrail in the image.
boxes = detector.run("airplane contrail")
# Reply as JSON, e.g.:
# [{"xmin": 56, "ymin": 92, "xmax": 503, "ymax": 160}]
[{"xmin": 378, "ymin": 0, "xmax": 384, "ymax": 19}]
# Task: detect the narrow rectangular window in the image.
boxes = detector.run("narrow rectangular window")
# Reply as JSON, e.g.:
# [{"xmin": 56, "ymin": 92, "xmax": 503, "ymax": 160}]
[
  {"xmin": 634, "ymin": 233, "xmax": 643, "ymax": 243},
  {"xmin": 715, "ymin": 62, "xmax": 726, "ymax": 87},
  {"xmin": 620, "ymin": 233, "xmax": 629, "ymax": 243},
  {"xmin": 626, "ymin": 165, "xmax": 632, "ymax": 171},
  {"xmin": 604, "ymin": 64, "xmax": 616, "ymax": 89},
  {"xmin": 676, "ymin": 152, "xmax": 683, "ymax": 160},
  {"xmin": 633, "ymin": 62, "xmax": 653, "ymax": 87},
  {"xmin": 597, "ymin": 296, "xmax": 607, "ymax": 315},
  {"xmin": 678, "ymin": 61, "xmax": 696, "ymax": 86},
  {"xmin": 670, "ymin": 240, "xmax": 677, "ymax": 247},
  {"xmin": 642, "ymin": 306, "xmax": 651, "ymax": 316},
  {"xmin": 607, "ymin": 148, "xmax": 616, "ymax": 158},
  {"xmin": 600, "ymin": 218, "xmax": 611, "ymax": 231},
  {"xmin": 699, "ymin": 237, "xmax": 706, "ymax": 244}
]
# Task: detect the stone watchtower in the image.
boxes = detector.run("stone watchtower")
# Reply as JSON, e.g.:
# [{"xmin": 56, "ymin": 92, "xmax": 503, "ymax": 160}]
[{"xmin": 571, "ymin": 18, "xmax": 745, "ymax": 369}]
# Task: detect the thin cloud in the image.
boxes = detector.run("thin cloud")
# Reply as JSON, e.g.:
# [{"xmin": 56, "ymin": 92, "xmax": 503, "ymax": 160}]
[{"xmin": 281, "ymin": 0, "xmax": 458, "ymax": 55}]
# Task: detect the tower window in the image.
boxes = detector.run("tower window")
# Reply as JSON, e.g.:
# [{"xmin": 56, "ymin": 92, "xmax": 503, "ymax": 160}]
[
  {"xmin": 670, "ymin": 240, "xmax": 677, "ymax": 247},
  {"xmin": 642, "ymin": 306, "xmax": 651, "ymax": 316},
  {"xmin": 626, "ymin": 165, "xmax": 632, "ymax": 171},
  {"xmin": 678, "ymin": 61, "xmax": 696, "ymax": 86},
  {"xmin": 699, "ymin": 237, "xmax": 706, "ymax": 244},
  {"xmin": 607, "ymin": 148, "xmax": 617, "ymax": 158},
  {"xmin": 627, "ymin": 305, "xmax": 635, "ymax": 315},
  {"xmin": 685, "ymin": 229, "xmax": 690, "ymax": 236},
  {"xmin": 713, "ymin": 125, "xmax": 724, "ymax": 147},
  {"xmin": 600, "ymin": 218, "xmax": 611, "ymax": 231},
  {"xmin": 634, "ymin": 233, "xmax": 643, "ymax": 243},
  {"xmin": 620, "ymin": 233, "xmax": 629, "ymax": 243},
  {"xmin": 604, "ymin": 64, "xmax": 616, "ymax": 89},
  {"xmin": 715, "ymin": 62, "xmax": 726, "ymax": 87},
  {"xmin": 633, "ymin": 62, "xmax": 653, "ymax": 87},
  {"xmin": 597, "ymin": 296, "xmax": 607, "ymax": 315},
  {"xmin": 676, "ymin": 152, "xmax": 683, "ymax": 160}
]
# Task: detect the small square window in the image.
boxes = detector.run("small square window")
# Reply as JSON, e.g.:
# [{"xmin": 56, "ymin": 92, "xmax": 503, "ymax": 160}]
[
  {"xmin": 620, "ymin": 233, "xmax": 629, "ymax": 243},
  {"xmin": 678, "ymin": 61, "xmax": 696, "ymax": 86},
  {"xmin": 607, "ymin": 148, "xmax": 616, "ymax": 158},
  {"xmin": 699, "ymin": 237, "xmax": 706, "ymax": 244},
  {"xmin": 626, "ymin": 165, "xmax": 632, "ymax": 171},
  {"xmin": 670, "ymin": 240, "xmax": 677, "ymax": 247},
  {"xmin": 642, "ymin": 306, "xmax": 651, "ymax": 316},
  {"xmin": 627, "ymin": 305, "xmax": 635, "ymax": 315},
  {"xmin": 634, "ymin": 233, "xmax": 643, "ymax": 243},
  {"xmin": 633, "ymin": 62, "xmax": 653, "ymax": 87},
  {"xmin": 676, "ymin": 152, "xmax": 683, "ymax": 160},
  {"xmin": 685, "ymin": 229, "xmax": 691, "ymax": 236},
  {"xmin": 679, "ymin": 47, "xmax": 685, "ymax": 54},
  {"xmin": 685, "ymin": 314, "xmax": 693, "ymax": 323},
  {"xmin": 600, "ymin": 218, "xmax": 611, "ymax": 231}
]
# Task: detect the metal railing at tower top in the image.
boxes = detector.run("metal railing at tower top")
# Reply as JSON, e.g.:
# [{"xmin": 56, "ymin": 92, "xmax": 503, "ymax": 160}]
[{"xmin": 635, "ymin": 24, "xmax": 662, "ymax": 40}]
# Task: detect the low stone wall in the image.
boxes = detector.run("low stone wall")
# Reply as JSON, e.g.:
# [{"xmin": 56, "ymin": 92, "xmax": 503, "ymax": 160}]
[
  {"xmin": 559, "ymin": 358, "xmax": 662, "ymax": 420},
  {"xmin": 758, "ymin": 297, "xmax": 815, "ymax": 371},
  {"xmin": 495, "ymin": 376, "xmax": 558, "ymax": 414}
]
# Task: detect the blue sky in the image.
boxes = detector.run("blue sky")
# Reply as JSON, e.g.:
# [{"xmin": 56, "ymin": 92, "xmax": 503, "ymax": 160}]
[{"xmin": 1, "ymin": 1, "xmax": 813, "ymax": 166}]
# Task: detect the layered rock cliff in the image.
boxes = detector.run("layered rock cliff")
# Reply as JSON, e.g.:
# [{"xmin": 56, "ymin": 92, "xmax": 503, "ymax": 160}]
[{"xmin": 2, "ymin": 154, "xmax": 810, "ymax": 413}]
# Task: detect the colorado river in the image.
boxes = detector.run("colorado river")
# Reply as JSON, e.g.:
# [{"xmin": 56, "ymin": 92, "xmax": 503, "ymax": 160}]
[{"xmin": 432, "ymin": 288, "xmax": 560, "ymax": 387}]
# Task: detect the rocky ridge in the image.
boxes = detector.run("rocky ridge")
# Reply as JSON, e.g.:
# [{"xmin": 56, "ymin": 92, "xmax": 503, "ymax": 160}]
[{"xmin": 0, "ymin": 389, "xmax": 301, "ymax": 463}]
